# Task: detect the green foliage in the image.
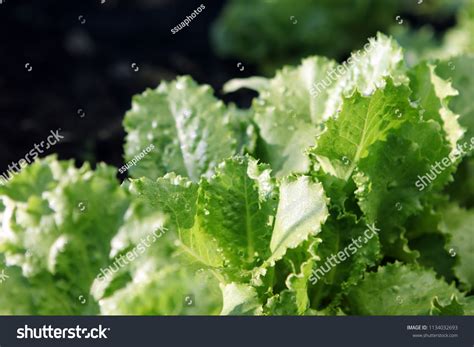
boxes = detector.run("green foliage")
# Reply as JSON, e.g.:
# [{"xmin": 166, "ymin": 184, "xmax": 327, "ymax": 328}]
[
  {"xmin": 395, "ymin": 1, "xmax": 474, "ymax": 64},
  {"xmin": 345, "ymin": 263, "xmax": 465, "ymax": 315},
  {"xmin": 1, "ymin": 32, "xmax": 473, "ymax": 316},
  {"xmin": 211, "ymin": 0, "xmax": 467, "ymax": 72},
  {"xmin": 0, "ymin": 156, "xmax": 129, "ymax": 314},
  {"xmin": 123, "ymin": 76, "xmax": 255, "ymax": 181}
]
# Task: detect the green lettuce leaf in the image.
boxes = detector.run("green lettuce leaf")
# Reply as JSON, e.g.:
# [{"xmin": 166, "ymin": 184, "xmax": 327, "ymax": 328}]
[
  {"xmin": 225, "ymin": 34, "xmax": 409, "ymax": 176},
  {"xmin": 269, "ymin": 176, "xmax": 328, "ymax": 263},
  {"xmin": 221, "ymin": 282, "xmax": 263, "ymax": 315},
  {"xmin": 0, "ymin": 156, "xmax": 129, "ymax": 314},
  {"xmin": 309, "ymin": 214, "xmax": 380, "ymax": 310},
  {"xmin": 439, "ymin": 204, "xmax": 474, "ymax": 291},
  {"xmin": 312, "ymin": 79, "xmax": 416, "ymax": 181},
  {"xmin": 91, "ymin": 178, "xmax": 222, "ymax": 315},
  {"xmin": 430, "ymin": 296, "xmax": 465, "ymax": 315},
  {"xmin": 345, "ymin": 263, "xmax": 463, "ymax": 315},
  {"xmin": 225, "ymin": 56, "xmax": 334, "ymax": 176},
  {"xmin": 123, "ymin": 76, "xmax": 252, "ymax": 181},
  {"xmin": 99, "ymin": 262, "xmax": 222, "ymax": 315},
  {"xmin": 127, "ymin": 156, "xmax": 328, "ymax": 285},
  {"xmin": 408, "ymin": 61, "xmax": 463, "ymax": 152},
  {"xmin": 353, "ymin": 120, "xmax": 452, "ymax": 260},
  {"xmin": 436, "ymin": 55, "xmax": 474, "ymax": 143},
  {"xmin": 263, "ymin": 239, "xmax": 320, "ymax": 315}
]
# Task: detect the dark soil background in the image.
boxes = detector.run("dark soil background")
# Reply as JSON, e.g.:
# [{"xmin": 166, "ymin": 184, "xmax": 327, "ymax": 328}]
[{"xmin": 0, "ymin": 0, "xmax": 258, "ymax": 176}]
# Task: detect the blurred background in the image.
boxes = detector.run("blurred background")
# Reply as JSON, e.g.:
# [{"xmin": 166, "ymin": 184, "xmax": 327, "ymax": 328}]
[{"xmin": 0, "ymin": 0, "xmax": 471, "ymax": 176}]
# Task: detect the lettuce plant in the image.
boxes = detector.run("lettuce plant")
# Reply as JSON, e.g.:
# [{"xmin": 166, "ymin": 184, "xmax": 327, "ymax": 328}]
[
  {"xmin": 211, "ymin": 0, "xmax": 468, "ymax": 72},
  {"xmin": 0, "ymin": 33, "xmax": 473, "ymax": 315},
  {"xmin": 0, "ymin": 157, "xmax": 129, "ymax": 314}
]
